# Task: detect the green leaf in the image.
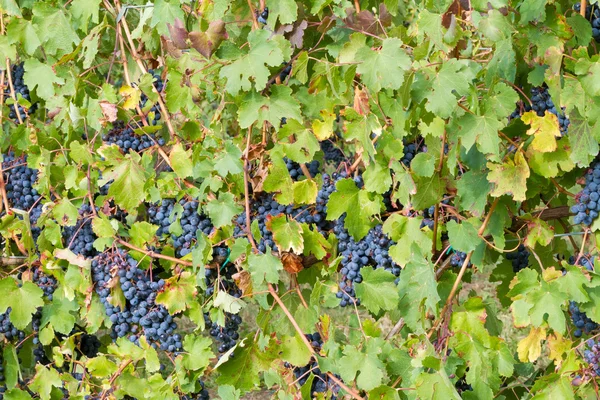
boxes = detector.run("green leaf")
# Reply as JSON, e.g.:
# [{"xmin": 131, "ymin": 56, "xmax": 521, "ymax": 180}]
[
  {"xmin": 29, "ymin": 364, "xmax": 63, "ymax": 400},
  {"xmin": 220, "ymin": 30, "xmax": 289, "ymax": 94},
  {"xmin": 455, "ymin": 112, "xmax": 503, "ymax": 161},
  {"xmin": 182, "ymin": 336, "xmax": 215, "ymax": 371},
  {"xmin": 326, "ymin": 178, "xmax": 382, "ymax": 241},
  {"xmin": 411, "ymin": 174, "xmax": 446, "ymax": 210},
  {"xmin": 363, "ymin": 159, "xmax": 393, "ymax": 194},
  {"xmin": 238, "ymin": 86, "xmax": 302, "ymax": 130},
  {"xmin": 266, "ymin": 0, "xmax": 298, "ymax": 25},
  {"xmin": 266, "ymin": 214, "xmax": 304, "ymax": 254},
  {"xmin": 102, "ymin": 151, "xmax": 149, "ymax": 211},
  {"xmin": 151, "ymin": 0, "xmax": 185, "ymax": 36},
  {"xmin": 0, "ymin": 0, "xmax": 22, "ymax": 17},
  {"xmin": 41, "ymin": 291, "xmax": 78, "ymax": 335},
  {"xmin": 155, "ymin": 271, "xmax": 197, "ymax": 314},
  {"xmin": 354, "ymin": 268, "xmax": 400, "ymax": 314},
  {"xmin": 23, "ymin": 58, "xmax": 65, "ymax": 101},
  {"xmin": 169, "ymin": 143, "xmax": 194, "ymax": 179},
  {"xmin": 456, "ymin": 171, "xmax": 490, "ymax": 217},
  {"xmin": 446, "ymin": 220, "xmax": 481, "ymax": 253},
  {"xmin": 568, "ymin": 108, "xmax": 600, "ymax": 167},
  {"xmin": 206, "ymin": 192, "xmax": 243, "ymax": 228},
  {"xmin": 247, "ymin": 252, "xmax": 283, "ymax": 286},
  {"xmin": 519, "ymin": 0, "xmax": 547, "ymax": 25},
  {"xmin": 384, "ymin": 215, "xmax": 432, "ymax": 266},
  {"xmin": 356, "ymin": 38, "xmax": 411, "ymax": 92},
  {"xmin": 280, "ymin": 334, "xmax": 311, "ymax": 366},
  {"xmin": 32, "ymin": 3, "xmax": 79, "ymax": 55},
  {"xmin": 0, "ymin": 278, "xmax": 44, "ymax": 330},
  {"xmin": 423, "ymin": 60, "xmax": 479, "ymax": 118},
  {"xmin": 3, "ymin": 344, "xmax": 19, "ymax": 389}
]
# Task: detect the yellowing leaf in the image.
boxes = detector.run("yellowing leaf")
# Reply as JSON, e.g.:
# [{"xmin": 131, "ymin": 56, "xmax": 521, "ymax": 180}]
[
  {"xmin": 517, "ymin": 326, "xmax": 546, "ymax": 362},
  {"xmin": 487, "ymin": 151, "xmax": 530, "ymax": 201},
  {"xmin": 547, "ymin": 333, "xmax": 572, "ymax": 367},
  {"xmin": 119, "ymin": 85, "xmax": 141, "ymax": 110},
  {"xmin": 521, "ymin": 111, "xmax": 562, "ymax": 152}
]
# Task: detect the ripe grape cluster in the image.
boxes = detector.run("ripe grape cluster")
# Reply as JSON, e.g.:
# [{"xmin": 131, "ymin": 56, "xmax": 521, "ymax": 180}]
[
  {"xmin": 510, "ymin": 87, "xmax": 570, "ymax": 135},
  {"xmin": 584, "ymin": 338, "xmax": 600, "ymax": 376},
  {"xmin": 450, "ymin": 251, "xmax": 471, "ymax": 268},
  {"xmin": 139, "ymin": 69, "xmax": 164, "ymax": 126},
  {"xmin": 320, "ymin": 140, "xmax": 345, "ymax": 165},
  {"xmin": 79, "ymin": 334, "xmax": 101, "ymax": 358},
  {"xmin": 103, "ymin": 121, "xmax": 165, "ymax": 153},
  {"xmin": 285, "ymin": 157, "xmax": 320, "ymax": 181},
  {"xmin": 91, "ymin": 251, "xmax": 182, "ymax": 352},
  {"xmin": 568, "ymin": 256, "xmax": 598, "ymax": 338},
  {"xmin": 3, "ymin": 63, "xmax": 37, "ymax": 123},
  {"xmin": 575, "ymin": 3, "xmax": 600, "ymax": 42},
  {"xmin": 32, "ymin": 268, "xmax": 58, "ymax": 300},
  {"xmin": 147, "ymin": 199, "xmax": 214, "ymax": 257},
  {"xmin": 0, "ymin": 308, "xmax": 25, "ymax": 342},
  {"xmin": 401, "ymin": 139, "xmax": 426, "ymax": 167},
  {"xmin": 507, "ymin": 244, "xmax": 530, "ymax": 273},
  {"xmin": 288, "ymin": 333, "xmax": 340, "ymax": 398},
  {"xmin": 572, "ymin": 162, "xmax": 600, "ymax": 226},
  {"xmin": 63, "ymin": 204, "xmax": 97, "ymax": 258}
]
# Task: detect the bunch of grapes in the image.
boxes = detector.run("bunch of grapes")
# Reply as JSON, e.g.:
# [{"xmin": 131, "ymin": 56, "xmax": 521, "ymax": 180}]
[
  {"xmin": 148, "ymin": 199, "xmax": 215, "ymax": 257},
  {"xmin": 3, "ymin": 63, "xmax": 37, "ymax": 123},
  {"xmin": 510, "ymin": 87, "xmax": 570, "ymax": 135},
  {"xmin": 79, "ymin": 334, "xmax": 101, "ymax": 358},
  {"xmin": 401, "ymin": 139, "xmax": 426, "ymax": 167},
  {"xmin": 584, "ymin": 338, "xmax": 600, "ymax": 376},
  {"xmin": 450, "ymin": 251, "xmax": 471, "ymax": 268},
  {"xmin": 102, "ymin": 121, "xmax": 165, "ymax": 153},
  {"xmin": 454, "ymin": 375, "xmax": 473, "ymax": 394},
  {"xmin": 284, "ymin": 157, "xmax": 320, "ymax": 181},
  {"xmin": 568, "ymin": 256, "xmax": 598, "ymax": 337},
  {"xmin": 507, "ymin": 244, "xmax": 530, "ymax": 273},
  {"xmin": 421, "ymin": 197, "xmax": 451, "ymax": 230},
  {"xmin": 63, "ymin": 204, "xmax": 97, "ymax": 258},
  {"xmin": 0, "ymin": 308, "xmax": 25, "ymax": 342},
  {"xmin": 335, "ymin": 219, "xmax": 399, "ymax": 307},
  {"xmin": 320, "ymin": 140, "xmax": 345, "ymax": 165},
  {"xmin": 572, "ymin": 162, "xmax": 600, "ymax": 226},
  {"xmin": 91, "ymin": 250, "xmax": 183, "ymax": 352},
  {"xmin": 288, "ymin": 333, "xmax": 340, "ymax": 399},
  {"xmin": 139, "ymin": 69, "xmax": 165, "ymax": 126},
  {"xmin": 575, "ymin": 3, "xmax": 600, "ymax": 42},
  {"xmin": 32, "ymin": 268, "xmax": 58, "ymax": 300}
]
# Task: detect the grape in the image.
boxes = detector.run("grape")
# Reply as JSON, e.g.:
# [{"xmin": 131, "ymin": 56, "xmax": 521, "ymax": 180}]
[
  {"xmin": 401, "ymin": 139, "xmax": 426, "ymax": 167},
  {"xmin": 63, "ymin": 204, "xmax": 97, "ymax": 258},
  {"xmin": 0, "ymin": 308, "xmax": 25, "ymax": 342},
  {"xmin": 138, "ymin": 69, "xmax": 165, "ymax": 126},
  {"xmin": 3, "ymin": 63, "xmax": 38, "ymax": 123},
  {"xmin": 32, "ymin": 268, "xmax": 58, "ymax": 300},
  {"xmin": 455, "ymin": 375, "xmax": 472, "ymax": 393},
  {"xmin": 507, "ymin": 244, "xmax": 530, "ymax": 273},
  {"xmin": 257, "ymin": 7, "xmax": 268, "ymax": 24},
  {"xmin": 572, "ymin": 162, "xmax": 600, "ymax": 227},
  {"xmin": 279, "ymin": 62, "xmax": 292, "ymax": 82},
  {"xmin": 91, "ymin": 250, "xmax": 183, "ymax": 353},
  {"xmin": 79, "ymin": 334, "xmax": 101, "ymax": 358},
  {"xmin": 102, "ymin": 120, "xmax": 165, "ymax": 153},
  {"xmin": 421, "ymin": 197, "xmax": 451, "ymax": 230},
  {"xmin": 510, "ymin": 86, "xmax": 569, "ymax": 135},
  {"xmin": 0, "ymin": 349, "xmax": 6, "ymax": 398},
  {"xmin": 181, "ymin": 380, "xmax": 210, "ymax": 400},
  {"xmin": 575, "ymin": 3, "xmax": 600, "ymax": 43},
  {"xmin": 568, "ymin": 256, "xmax": 598, "ymax": 337}
]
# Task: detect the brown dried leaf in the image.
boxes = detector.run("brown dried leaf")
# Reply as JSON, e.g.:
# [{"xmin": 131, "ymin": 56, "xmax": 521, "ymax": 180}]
[
  {"xmin": 232, "ymin": 270, "xmax": 252, "ymax": 296},
  {"xmin": 161, "ymin": 37, "xmax": 183, "ymax": 58},
  {"xmin": 344, "ymin": 8, "xmax": 382, "ymax": 35},
  {"xmin": 251, "ymin": 162, "xmax": 270, "ymax": 193},
  {"xmin": 167, "ymin": 18, "xmax": 188, "ymax": 49},
  {"xmin": 281, "ymin": 252, "xmax": 304, "ymax": 274},
  {"xmin": 99, "ymin": 100, "xmax": 118, "ymax": 123},
  {"xmin": 353, "ymin": 86, "xmax": 370, "ymax": 116},
  {"xmin": 278, "ymin": 20, "xmax": 308, "ymax": 49}
]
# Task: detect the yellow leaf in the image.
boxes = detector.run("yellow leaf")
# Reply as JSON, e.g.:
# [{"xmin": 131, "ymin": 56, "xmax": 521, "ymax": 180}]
[
  {"xmin": 542, "ymin": 267, "xmax": 562, "ymax": 282},
  {"xmin": 547, "ymin": 332, "xmax": 572, "ymax": 367},
  {"xmin": 119, "ymin": 85, "xmax": 141, "ymax": 110},
  {"xmin": 521, "ymin": 111, "xmax": 561, "ymax": 153},
  {"xmin": 312, "ymin": 110, "xmax": 336, "ymax": 140},
  {"xmin": 517, "ymin": 326, "xmax": 546, "ymax": 362}
]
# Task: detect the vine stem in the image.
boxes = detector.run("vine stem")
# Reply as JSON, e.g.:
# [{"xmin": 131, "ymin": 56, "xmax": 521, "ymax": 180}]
[
  {"xmin": 247, "ymin": 0, "xmax": 259, "ymax": 30},
  {"xmin": 100, "ymin": 359, "xmax": 132, "ymax": 399},
  {"xmin": 431, "ymin": 129, "xmax": 447, "ymax": 254},
  {"xmin": 4, "ymin": 58, "xmax": 24, "ymax": 125},
  {"xmin": 581, "ymin": 0, "xmax": 587, "ymax": 17},
  {"xmin": 116, "ymin": 238, "xmax": 202, "ymax": 267},
  {"xmin": 267, "ymin": 283, "xmax": 365, "ymax": 400},
  {"xmin": 243, "ymin": 126, "xmax": 259, "ymax": 251}
]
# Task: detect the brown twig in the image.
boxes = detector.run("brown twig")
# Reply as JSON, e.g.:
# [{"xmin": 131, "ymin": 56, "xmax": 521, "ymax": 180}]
[
  {"xmin": 100, "ymin": 359, "xmax": 133, "ymax": 399},
  {"xmin": 551, "ymin": 178, "xmax": 576, "ymax": 198},
  {"xmin": 243, "ymin": 126, "xmax": 259, "ymax": 251},
  {"xmin": 247, "ymin": 0, "xmax": 259, "ymax": 30},
  {"xmin": 384, "ymin": 318, "xmax": 405, "ymax": 340},
  {"xmin": 581, "ymin": 0, "xmax": 588, "ymax": 17},
  {"xmin": 116, "ymin": 238, "xmax": 199, "ymax": 267},
  {"xmin": 267, "ymin": 283, "xmax": 365, "ymax": 400},
  {"xmin": 5, "ymin": 58, "xmax": 24, "ymax": 125}
]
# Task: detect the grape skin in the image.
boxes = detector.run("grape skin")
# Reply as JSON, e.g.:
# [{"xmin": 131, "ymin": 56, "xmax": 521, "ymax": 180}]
[
  {"xmin": 3, "ymin": 63, "xmax": 38, "ymax": 123},
  {"xmin": 572, "ymin": 162, "xmax": 600, "ymax": 227},
  {"xmin": 102, "ymin": 120, "xmax": 165, "ymax": 154}
]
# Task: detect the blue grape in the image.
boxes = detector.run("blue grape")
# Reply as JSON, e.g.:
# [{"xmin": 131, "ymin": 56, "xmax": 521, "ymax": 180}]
[
  {"xmin": 3, "ymin": 63, "xmax": 37, "ymax": 123},
  {"xmin": 510, "ymin": 86, "xmax": 569, "ymax": 135},
  {"xmin": 507, "ymin": 244, "xmax": 530, "ymax": 273},
  {"xmin": 103, "ymin": 120, "xmax": 165, "ymax": 153},
  {"xmin": 63, "ymin": 204, "xmax": 97, "ymax": 258},
  {"xmin": 257, "ymin": 7, "xmax": 268, "ymax": 24},
  {"xmin": 572, "ymin": 162, "xmax": 600, "ymax": 227}
]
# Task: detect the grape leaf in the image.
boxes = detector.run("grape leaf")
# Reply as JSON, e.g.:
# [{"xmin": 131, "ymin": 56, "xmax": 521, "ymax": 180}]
[
  {"xmin": 446, "ymin": 220, "xmax": 482, "ymax": 253},
  {"xmin": 206, "ymin": 192, "xmax": 243, "ymax": 228},
  {"xmin": 487, "ymin": 151, "xmax": 530, "ymax": 201},
  {"xmin": 326, "ymin": 178, "xmax": 382, "ymax": 241},
  {"xmin": 423, "ymin": 60, "xmax": 479, "ymax": 118},
  {"xmin": 247, "ymin": 252, "xmax": 283, "ymax": 286},
  {"xmin": 354, "ymin": 268, "xmax": 399, "ymax": 314},
  {"xmin": 356, "ymin": 38, "xmax": 411, "ymax": 92},
  {"xmin": 182, "ymin": 336, "xmax": 215, "ymax": 371},
  {"xmin": 280, "ymin": 334, "xmax": 311, "ymax": 366},
  {"xmin": 238, "ymin": 86, "xmax": 302, "ymax": 131},
  {"xmin": 521, "ymin": 111, "xmax": 562, "ymax": 153},
  {"xmin": 266, "ymin": 214, "xmax": 303, "ymax": 254},
  {"xmin": 518, "ymin": 326, "xmax": 546, "ymax": 362},
  {"xmin": 0, "ymin": 278, "xmax": 44, "ymax": 330},
  {"xmin": 23, "ymin": 58, "xmax": 65, "ymax": 101},
  {"xmin": 29, "ymin": 364, "xmax": 62, "ymax": 400},
  {"xmin": 155, "ymin": 271, "xmax": 197, "ymax": 314}
]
